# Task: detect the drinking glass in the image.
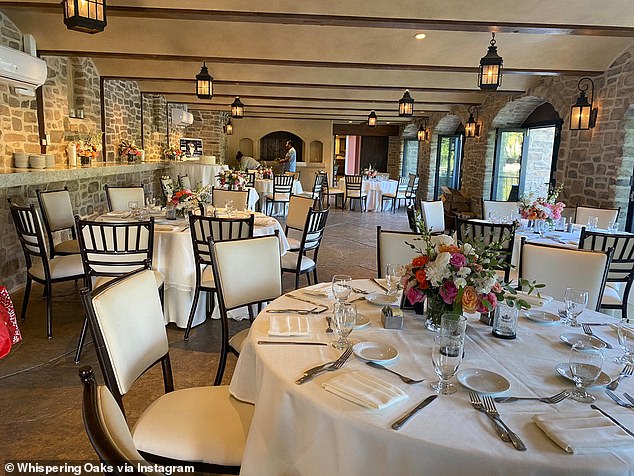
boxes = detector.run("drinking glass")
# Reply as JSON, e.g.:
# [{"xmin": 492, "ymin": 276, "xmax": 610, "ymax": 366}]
[
  {"xmin": 332, "ymin": 302, "xmax": 356, "ymax": 349},
  {"xmin": 587, "ymin": 216, "xmax": 599, "ymax": 230},
  {"xmin": 491, "ymin": 303, "xmax": 519, "ymax": 339},
  {"xmin": 440, "ymin": 313, "xmax": 467, "ymax": 346},
  {"xmin": 564, "ymin": 288, "xmax": 588, "ymax": 327},
  {"xmin": 430, "ymin": 335, "xmax": 463, "ymax": 395},
  {"xmin": 331, "ymin": 275, "xmax": 352, "ymax": 303},
  {"xmin": 615, "ymin": 320, "xmax": 634, "ymax": 364},
  {"xmin": 225, "ymin": 200, "xmax": 235, "ymax": 216},
  {"xmin": 128, "ymin": 200, "xmax": 139, "ymax": 217},
  {"xmin": 569, "ymin": 341, "xmax": 604, "ymax": 403},
  {"xmin": 145, "ymin": 193, "xmax": 154, "ymax": 209},
  {"xmin": 385, "ymin": 264, "xmax": 403, "ymax": 296},
  {"xmin": 608, "ymin": 221, "xmax": 618, "ymax": 233}
]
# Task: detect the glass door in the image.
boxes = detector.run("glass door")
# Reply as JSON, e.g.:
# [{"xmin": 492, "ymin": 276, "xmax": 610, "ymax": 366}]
[
  {"xmin": 492, "ymin": 129, "xmax": 524, "ymax": 201},
  {"xmin": 434, "ymin": 135, "xmax": 462, "ymax": 199}
]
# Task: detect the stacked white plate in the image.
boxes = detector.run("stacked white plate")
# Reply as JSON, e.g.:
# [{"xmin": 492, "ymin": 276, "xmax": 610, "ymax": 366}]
[
  {"xmin": 45, "ymin": 154, "xmax": 56, "ymax": 168},
  {"xmin": 14, "ymin": 153, "xmax": 29, "ymax": 168},
  {"xmin": 29, "ymin": 154, "xmax": 46, "ymax": 169}
]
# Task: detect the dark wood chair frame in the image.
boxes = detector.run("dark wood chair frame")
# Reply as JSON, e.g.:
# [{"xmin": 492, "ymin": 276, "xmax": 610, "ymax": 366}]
[
  {"xmin": 579, "ymin": 226, "xmax": 634, "ymax": 319},
  {"xmin": 79, "ymin": 270, "xmax": 240, "ymax": 475},
  {"xmin": 406, "ymin": 205, "xmax": 420, "ymax": 233},
  {"xmin": 321, "ymin": 173, "xmax": 344, "ymax": 210},
  {"xmin": 282, "ymin": 207, "xmax": 330, "ymax": 289},
  {"xmin": 265, "ymin": 174, "xmax": 294, "ymax": 215},
  {"xmin": 8, "ymin": 200, "xmax": 85, "ymax": 338},
  {"xmin": 381, "ymin": 176, "xmax": 407, "ymax": 213},
  {"xmin": 36, "ymin": 187, "xmax": 78, "ymax": 259},
  {"xmin": 244, "ymin": 172, "xmax": 256, "ymax": 189},
  {"xmin": 344, "ymin": 175, "xmax": 368, "ymax": 212},
  {"xmin": 104, "ymin": 184, "xmax": 144, "ymax": 211}
]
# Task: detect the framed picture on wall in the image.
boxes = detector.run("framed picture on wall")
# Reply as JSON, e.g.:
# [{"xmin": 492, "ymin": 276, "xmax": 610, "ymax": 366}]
[{"xmin": 180, "ymin": 138, "xmax": 203, "ymax": 158}]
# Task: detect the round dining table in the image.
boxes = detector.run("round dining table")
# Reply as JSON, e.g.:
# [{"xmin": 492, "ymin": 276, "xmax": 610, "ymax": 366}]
[
  {"xmin": 230, "ymin": 279, "xmax": 634, "ymax": 476},
  {"xmin": 362, "ymin": 178, "xmax": 398, "ymax": 212}
]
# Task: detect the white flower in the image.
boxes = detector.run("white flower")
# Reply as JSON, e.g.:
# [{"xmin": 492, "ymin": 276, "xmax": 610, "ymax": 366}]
[
  {"xmin": 430, "ymin": 234, "xmax": 454, "ymax": 252},
  {"xmin": 455, "ymin": 277, "xmax": 467, "ymax": 288},
  {"xmin": 425, "ymin": 252, "xmax": 451, "ymax": 286},
  {"xmin": 457, "ymin": 267, "xmax": 471, "ymax": 278},
  {"xmin": 462, "ymin": 242, "xmax": 474, "ymax": 256}
]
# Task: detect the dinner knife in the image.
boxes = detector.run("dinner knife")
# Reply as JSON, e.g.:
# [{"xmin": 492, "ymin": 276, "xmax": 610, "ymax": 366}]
[
  {"xmin": 257, "ymin": 341, "xmax": 327, "ymax": 346},
  {"xmin": 590, "ymin": 405, "xmax": 634, "ymax": 438},
  {"xmin": 391, "ymin": 395, "xmax": 438, "ymax": 430},
  {"xmin": 372, "ymin": 278, "xmax": 389, "ymax": 292},
  {"xmin": 286, "ymin": 294, "xmax": 329, "ymax": 310}
]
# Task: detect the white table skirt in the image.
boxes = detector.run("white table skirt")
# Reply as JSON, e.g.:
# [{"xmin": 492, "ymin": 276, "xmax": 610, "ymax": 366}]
[
  {"xmin": 362, "ymin": 179, "xmax": 398, "ymax": 212},
  {"xmin": 169, "ymin": 162, "xmax": 229, "ymax": 187},
  {"xmin": 230, "ymin": 279, "xmax": 634, "ymax": 476},
  {"xmin": 255, "ymin": 179, "xmax": 303, "ymax": 215},
  {"xmin": 153, "ymin": 216, "xmax": 290, "ymax": 328}
]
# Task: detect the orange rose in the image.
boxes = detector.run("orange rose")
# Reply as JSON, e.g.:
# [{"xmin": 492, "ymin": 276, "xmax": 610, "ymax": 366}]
[
  {"xmin": 439, "ymin": 244, "xmax": 460, "ymax": 254},
  {"xmin": 415, "ymin": 269, "xmax": 427, "ymax": 284},
  {"xmin": 412, "ymin": 256, "xmax": 429, "ymax": 267},
  {"xmin": 461, "ymin": 286, "xmax": 479, "ymax": 313}
]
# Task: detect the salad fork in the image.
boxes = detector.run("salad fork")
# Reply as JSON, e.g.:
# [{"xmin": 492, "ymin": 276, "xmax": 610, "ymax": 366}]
[
  {"xmin": 482, "ymin": 396, "xmax": 527, "ymax": 451},
  {"xmin": 468, "ymin": 391, "xmax": 510, "ymax": 443},
  {"xmin": 607, "ymin": 363, "xmax": 634, "ymax": 391},
  {"xmin": 295, "ymin": 345, "xmax": 353, "ymax": 385},
  {"xmin": 582, "ymin": 323, "xmax": 613, "ymax": 349}
]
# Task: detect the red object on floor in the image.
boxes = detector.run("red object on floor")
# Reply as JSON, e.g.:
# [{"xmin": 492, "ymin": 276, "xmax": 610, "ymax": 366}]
[{"xmin": 0, "ymin": 286, "xmax": 22, "ymax": 358}]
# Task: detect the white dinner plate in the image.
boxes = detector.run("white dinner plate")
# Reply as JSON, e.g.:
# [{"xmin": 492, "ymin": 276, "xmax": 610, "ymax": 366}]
[
  {"xmin": 523, "ymin": 310, "xmax": 559, "ymax": 324},
  {"xmin": 352, "ymin": 342, "xmax": 398, "ymax": 363},
  {"xmin": 555, "ymin": 363, "xmax": 611, "ymax": 387},
  {"xmin": 559, "ymin": 332, "xmax": 607, "ymax": 349},
  {"xmin": 353, "ymin": 313, "xmax": 370, "ymax": 329},
  {"xmin": 457, "ymin": 369, "xmax": 511, "ymax": 395},
  {"xmin": 365, "ymin": 292, "xmax": 399, "ymax": 306}
]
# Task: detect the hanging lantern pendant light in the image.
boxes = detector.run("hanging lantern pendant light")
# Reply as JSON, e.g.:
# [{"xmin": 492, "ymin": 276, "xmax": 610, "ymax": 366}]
[
  {"xmin": 478, "ymin": 32, "xmax": 503, "ymax": 90},
  {"xmin": 368, "ymin": 110, "xmax": 377, "ymax": 127},
  {"xmin": 231, "ymin": 97, "xmax": 244, "ymax": 118},
  {"xmin": 570, "ymin": 77, "xmax": 598, "ymax": 130},
  {"xmin": 418, "ymin": 118, "xmax": 430, "ymax": 141},
  {"xmin": 196, "ymin": 63, "xmax": 213, "ymax": 99},
  {"xmin": 465, "ymin": 105, "xmax": 480, "ymax": 138},
  {"xmin": 224, "ymin": 118, "xmax": 233, "ymax": 135},
  {"xmin": 398, "ymin": 90, "xmax": 414, "ymax": 117},
  {"xmin": 62, "ymin": 0, "xmax": 107, "ymax": 34}
]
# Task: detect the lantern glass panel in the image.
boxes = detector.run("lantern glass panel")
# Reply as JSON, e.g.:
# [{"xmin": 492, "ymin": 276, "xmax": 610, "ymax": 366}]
[
  {"xmin": 465, "ymin": 122, "xmax": 476, "ymax": 137},
  {"xmin": 480, "ymin": 64, "xmax": 500, "ymax": 86},
  {"xmin": 571, "ymin": 105, "xmax": 591, "ymax": 130}
]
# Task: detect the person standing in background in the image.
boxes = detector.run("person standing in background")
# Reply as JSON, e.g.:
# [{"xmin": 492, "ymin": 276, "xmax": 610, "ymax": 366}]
[{"xmin": 278, "ymin": 140, "xmax": 296, "ymax": 172}]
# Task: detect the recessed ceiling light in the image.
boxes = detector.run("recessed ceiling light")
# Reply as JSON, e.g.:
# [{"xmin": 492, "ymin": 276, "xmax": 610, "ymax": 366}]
[
  {"xmin": 348, "ymin": 121, "xmax": 353, "ymax": 123},
  {"xmin": 414, "ymin": 33, "xmax": 426, "ymax": 40},
  {"xmin": 386, "ymin": 122, "xmax": 391, "ymax": 124}
]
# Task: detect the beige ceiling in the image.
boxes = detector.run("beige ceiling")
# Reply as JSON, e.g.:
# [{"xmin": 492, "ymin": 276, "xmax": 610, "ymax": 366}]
[{"xmin": 1, "ymin": 0, "xmax": 633, "ymax": 123}]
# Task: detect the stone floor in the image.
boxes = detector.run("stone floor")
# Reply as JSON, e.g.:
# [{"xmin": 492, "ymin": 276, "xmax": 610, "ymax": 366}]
[{"xmin": 0, "ymin": 207, "xmax": 410, "ymax": 465}]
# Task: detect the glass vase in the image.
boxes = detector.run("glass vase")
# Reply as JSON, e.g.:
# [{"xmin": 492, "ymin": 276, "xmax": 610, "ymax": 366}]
[{"xmin": 425, "ymin": 296, "xmax": 447, "ymax": 332}]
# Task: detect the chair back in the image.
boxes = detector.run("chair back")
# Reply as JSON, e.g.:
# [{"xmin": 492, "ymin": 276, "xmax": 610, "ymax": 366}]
[
  {"xmin": 244, "ymin": 172, "xmax": 256, "ymax": 188},
  {"xmin": 105, "ymin": 185, "xmax": 145, "ymax": 212},
  {"xmin": 298, "ymin": 207, "xmax": 329, "ymax": 253},
  {"xmin": 212, "ymin": 188, "xmax": 249, "ymax": 211},
  {"xmin": 482, "ymin": 200, "xmax": 520, "ymax": 220},
  {"xmin": 75, "ymin": 218, "xmax": 155, "ymax": 281},
  {"xmin": 456, "ymin": 218, "xmax": 516, "ymax": 281},
  {"xmin": 272, "ymin": 174, "xmax": 294, "ymax": 201},
  {"xmin": 287, "ymin": 195, "xmax": 316, "ymax": 231},
  {"xmin": 285, "ymin": 171, "xmax": 300, "ymax": 181},
  {"xmin": 575, "ymin": 206, "xmax": 620, "ymax": 229},
  {"xmin": 9, "ymin": 201, "xmax": 48, "ymax": 270},
  {"xmin": 211, "ymin": 235, "xmax": 282, "ymax": 311},
  {"xmin": 79, "ymin": 366, "xmax": 152, "ymax": 474},
  {"xmin": 80, "ymin": 269, "xmax": 169, "ymax": 399},
  {"xmin": 519, "ymin": 239, "xmax": 612, "ymax": 311},
  {"xmin": 160, "ymin": 176, "xmax": 174, "ymax": 199},
  {"xmin": 420, "ymin": 200, "xmax": 445, "ymax": 233},
  {"xmin": 406, "ymin": 206, "xmax": 420, "ymax": 233},
  {"xmin": 579, "ymin": 228, "xmax": 634, "ymax": 287},
  {"xmin": 178, "ymin": 174, "xmax": 192, "ymax": 190},
  {"xmin": 376, "ymin": 227, "xmax": 422, "ymax": 278},
  {"xmin": 344, "ymin": 175, "xmax": 364, "ymax": 198},
  {"xmin": 310, "ymin": 173, "xmax": 326, "ymax": 199},
  {"xmin": 37, "ymin": 188, "xmax": 75, "ymax": 233},
  {"xmin": 189, "ymin": 214, "xmax": 254, "ymax": 267},
  {"xmin": 405, "ymin": 174, "xmax": 419, "ymax": 199}
]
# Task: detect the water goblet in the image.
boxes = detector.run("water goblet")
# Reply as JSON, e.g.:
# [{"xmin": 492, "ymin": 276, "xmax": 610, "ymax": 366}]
[
  {"xmin": 587, "ymin": 216, "xmax": 599, "ymax": 230},
  {"xmin": 608, "ymin": 221, "xmax": 618, "ymax": 233},
  {"xmin": 564, "ymin": 288, "xmax": 588, "ymax": 327},
  {"xmin": 145, "ymin": 193, "xmax": 154, "ymax": 209},
  {"xmin": 332, "ymin": 302, "xmax": 356, "ymax": 349},
  {"xmin": 331, "ymin": 275, "xmax": 352, "ymax": 303},
  {"xmin": 225, "ymin": 200, "xmax": 235, "ymax": 216},
  {"xmin": 385, "ymin": 264, "xmax": 403, "ymax": 296},
  {"xmin": 615, "ymin": 320, "xmax": 634, "ymax": 364},
  {"xmin": 128, "ymin": 200, "xmax": 140, "ymax": 218},
  {"xmin": 430, "ymin": 335, "xmax": 463, "ymax": 395},
  {"xmin": 568, "ymin": 341, "xmax": 604, "ymax": 403}
]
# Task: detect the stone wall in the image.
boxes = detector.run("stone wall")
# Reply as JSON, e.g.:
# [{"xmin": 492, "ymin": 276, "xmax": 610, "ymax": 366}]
[
  {"xmin": 142, "ymin": 94, "xmax": 168, "ymax": 160},
  {"xmin": 103, "ymin": 80, "xmax": 142, "ymax": 161},
  {"xmin": 386, "ymin": 135, "xmax": 402, "ymax": 179}
]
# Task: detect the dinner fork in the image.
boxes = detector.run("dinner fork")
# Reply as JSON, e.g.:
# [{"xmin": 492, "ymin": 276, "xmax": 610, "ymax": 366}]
[
  {"xmin": 482, "ymin": 396, "xmax": 527, "ymax": 451},
  {"xmin": 468, "ymin": 391, "xmax": 510, "ymax": 443},
  {"xmin": 365, "ymin": 361, "xmax": 425, "ymax": 384},
  {"xmin": 605, "ymin": 389, "xmax": 634, "ymax": 408},
  {"xmin": 624, "ymin": 392, "xmax": 634, "ymax": 405},
  {"xmin": 607, "ymin": 363, "xmax": 634, "ymax": 391},
  {"xmin": 582, "ymin": 323, "xmax": 613, "ymax": 349},
  {"xmin": 494, "ymin": 390, "xmax": 570, "ymax": 404},
  {"xmin": 352, "ymin": 287, "xmax": 369, "ymax": 294},
  {"xmin": 295, "ymin": 345, "xmax": 353, "ymax": 385}
]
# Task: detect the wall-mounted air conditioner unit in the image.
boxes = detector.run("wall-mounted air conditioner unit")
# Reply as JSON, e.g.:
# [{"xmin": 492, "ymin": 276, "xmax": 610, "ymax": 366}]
[
  {"xmin": 171, "ymin": 109, "xmax": 194, "ymax": 127},
  {"xmin": 0, "ymin": 41, "xmax": 47, "ymax": 92}
]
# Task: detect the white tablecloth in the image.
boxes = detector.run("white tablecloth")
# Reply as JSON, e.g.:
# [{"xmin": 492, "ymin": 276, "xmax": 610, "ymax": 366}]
[
  {"xmin": 169, "ymin": 162, "xmax": 229, "ymax": 187},
  {"xmin": 152, "ymin": 214, "xmax": 290, "ymax": 328},
  {"xmin": 254, "ymin": 179, "xmax": 303, "ymax": 216},
  {"xmin": 230, "ymin": 279, "xmax": 634, "ymax": 476},
  {"xmin": 362, "ymin": 179, "xmax": 398, "ymax": 212}
]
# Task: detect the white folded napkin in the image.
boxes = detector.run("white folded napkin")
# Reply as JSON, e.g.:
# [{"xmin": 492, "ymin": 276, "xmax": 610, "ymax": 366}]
[
  {"xmin": 104, "ymin": 211, "xmax": 131, "ymax": 217},
  {"xmin": 268, "ymin": 315, "xmax": 310, "ymax": 336},
  {"xmin": 302, "ymin": 283, "xmax": 333, "ymax": 298},
  {"xmin": 155, "ymin": 224, "xmax": 179, "ymax": 232},
  {"xmin": 254, "ymin": 216, "xmax": 276, "ymax": 226},
  {"xmin": 534, "ymin": 410, "xmax": 634, "ymax": 454},
  {"xmin": 322, "ymin": 371, "xmax": 408, "ymax": 410},
  {"xmin": 99, "ymin": 215, "xmax": 132, "ymax": 222},
  {"xmin": 511, "ymin": 290, "xmax": 553, "ymax": 307}
]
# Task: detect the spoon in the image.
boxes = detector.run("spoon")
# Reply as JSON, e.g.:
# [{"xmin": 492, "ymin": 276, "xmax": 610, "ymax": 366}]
[{"xmin": 366, "ymin": 361, "xmax": 425, "ymax": 384}]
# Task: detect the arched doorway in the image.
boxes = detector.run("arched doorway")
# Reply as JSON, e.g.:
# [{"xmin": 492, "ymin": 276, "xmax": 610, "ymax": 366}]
[{"xmin": 259, "ymin": 131, "xmax": 303, "ymax": 162}]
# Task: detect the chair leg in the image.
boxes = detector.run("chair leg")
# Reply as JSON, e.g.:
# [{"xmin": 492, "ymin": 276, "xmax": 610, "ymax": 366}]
[
  {"xmin": 45, "ymin": 281, "xmax": 53, "ymax": 338},
  {"xmin": 295, "ymin": 272, "xmax": 300, "ymax": 290},
  {"xmin": 313, "ymin": 269, "xmax": 318, "ymax": 284},
  {"xmin": 21, "ymin": 277, "xmax": 32, "ymax": 321},
  {"xmin": 75, "ymin": 317, "xmax": 89, "ymax": 364},
  {"xmin": 214, "ymin": 316, "xmax": 229, "ymax": 386},
  {"xmin": 184, "ymin": 288, "xmax": 201, "ymax": 340}
]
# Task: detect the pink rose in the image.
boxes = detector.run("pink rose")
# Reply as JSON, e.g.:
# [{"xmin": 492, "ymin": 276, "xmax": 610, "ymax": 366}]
[
  {"xmin": 439, "ymin": 281, "xmax": 458, "ymax": 305},
  {"xmin": 492, "ymin": 282, "xmax": 503, "ymax": 294},
  {"xmin": 476, "ymin": 292, "xmax": 498, "ymax": 313},
  {"xmin": 407, "ymin": 287, "xmax": 425, "ymax": 304},
  {"xmin": 449, "ymin": 253, "xmax": 467, "ymax": 268}
]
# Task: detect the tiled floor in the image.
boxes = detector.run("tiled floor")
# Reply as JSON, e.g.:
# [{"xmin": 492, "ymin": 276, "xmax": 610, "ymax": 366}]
[{"xmin": 0, "ymin": 207, "xmax": 410, "ymax": 463}]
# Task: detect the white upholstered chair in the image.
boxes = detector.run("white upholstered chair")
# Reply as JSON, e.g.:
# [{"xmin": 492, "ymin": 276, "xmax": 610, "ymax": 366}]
[
  {"xmin": 212, "ymin": 188, "xmax": 250, "ymax": 211},
  {"xmin": 420, "ymin": 200, "xmax": 446, "ymax": 233},
  {"xmin": 36, "ymin": 187, "xmax": 80, "ymax": 258},
  {"xmin": 211, "ymin": 235, "xmax": 283, "ymax": 385},
  {"xmin": 376, "ymin": 226, "xmax": 422, "ymax": 278},
  {"xmin": 575, "ymin": 206, "xmax": 620, "ymax": 229},
  {"xmin": 519, "ymin": 239, "xmax": 612, "ymax": 311},
  {"xmin": 80, "ymin": 269, "xmax": 253, "ymax": 473},
  {"xmin": 104, "ymin": 185, "xmax": 145, "ymax": 211},
  {"xmin": 482, "ymin": 200, "xmax": 521, "ymax": 221},
  {"xmin": 285, "ymin": 195, "xmax": 316, "ymax": 251}
]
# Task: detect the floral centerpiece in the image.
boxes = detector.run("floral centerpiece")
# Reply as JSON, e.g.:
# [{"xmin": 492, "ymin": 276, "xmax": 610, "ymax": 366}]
[
  {"xmin": 401, "ymin": 220, "xmax": 539, "ymax": 330},
  {"xmin": 162, "ymin": 144, "xmax": 183, "ymax": 161},
  {"xmin": 166, "ymin": 186, "xmax": 197, "ymax": 217},
  {"xmin": 194, "ymin": 184, "xmax": 213, "ymax": 205},
  {"xmin": 217, "ymin": 169, "xmax": 247, "ymax": 190},
  {"xmin": 76, "ymin": 140, "xmax": 100, "ymax": 165},
  {"xmin": 519, "ymin": 185, "xmax": 565, "ymax": 226},
  {"xmin": 259, "ymin": 166, "xmax": 274, "ymax": 179},
  {"xmin": 363, "ymin": 164, "xmax": 378, "ymax": 179},
  {"xmin": 119, "ymin": 140, "xmax": 142, "ymax": 163}
]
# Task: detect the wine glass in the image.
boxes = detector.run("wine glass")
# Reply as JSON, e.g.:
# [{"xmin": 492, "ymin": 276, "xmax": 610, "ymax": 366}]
[
  {"xmin": 385, "ymin": 264, "xmax": 403, "ymax": 296},
  {"xmin": 430, "ymin": 335, "xmax": 463, "ymax": 395},
  {"xmin": 332, "ymin": 302, "xmax": 356, "ymax": 349},
  {"xmin": 225, "ymin": 200, "xmax": 235, "ymax": 216},
  {"xmin": 569, "ymin": 341, "xmax": 604, "ymax": 403},
  {"xmin": 587, "ymin": 216, "xmax": 599, "ymax": 230},
  {"xmin": 145, "ymin": 193, "xmax": 154, "ymax": 209},
  {"xmin": 564, "ymin": 288, "xmax": 588, "ymax": 327},
  {"xmin": 331, "ymin": 275, "xmax": 352, "ymax": 303},
  {"xmin": 128, "ymin": 200, "xmax": 139, "ymax": 218},
  {"xmin": 615, "ymin": 320, "xmax": 634, "ymax": 364}
]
